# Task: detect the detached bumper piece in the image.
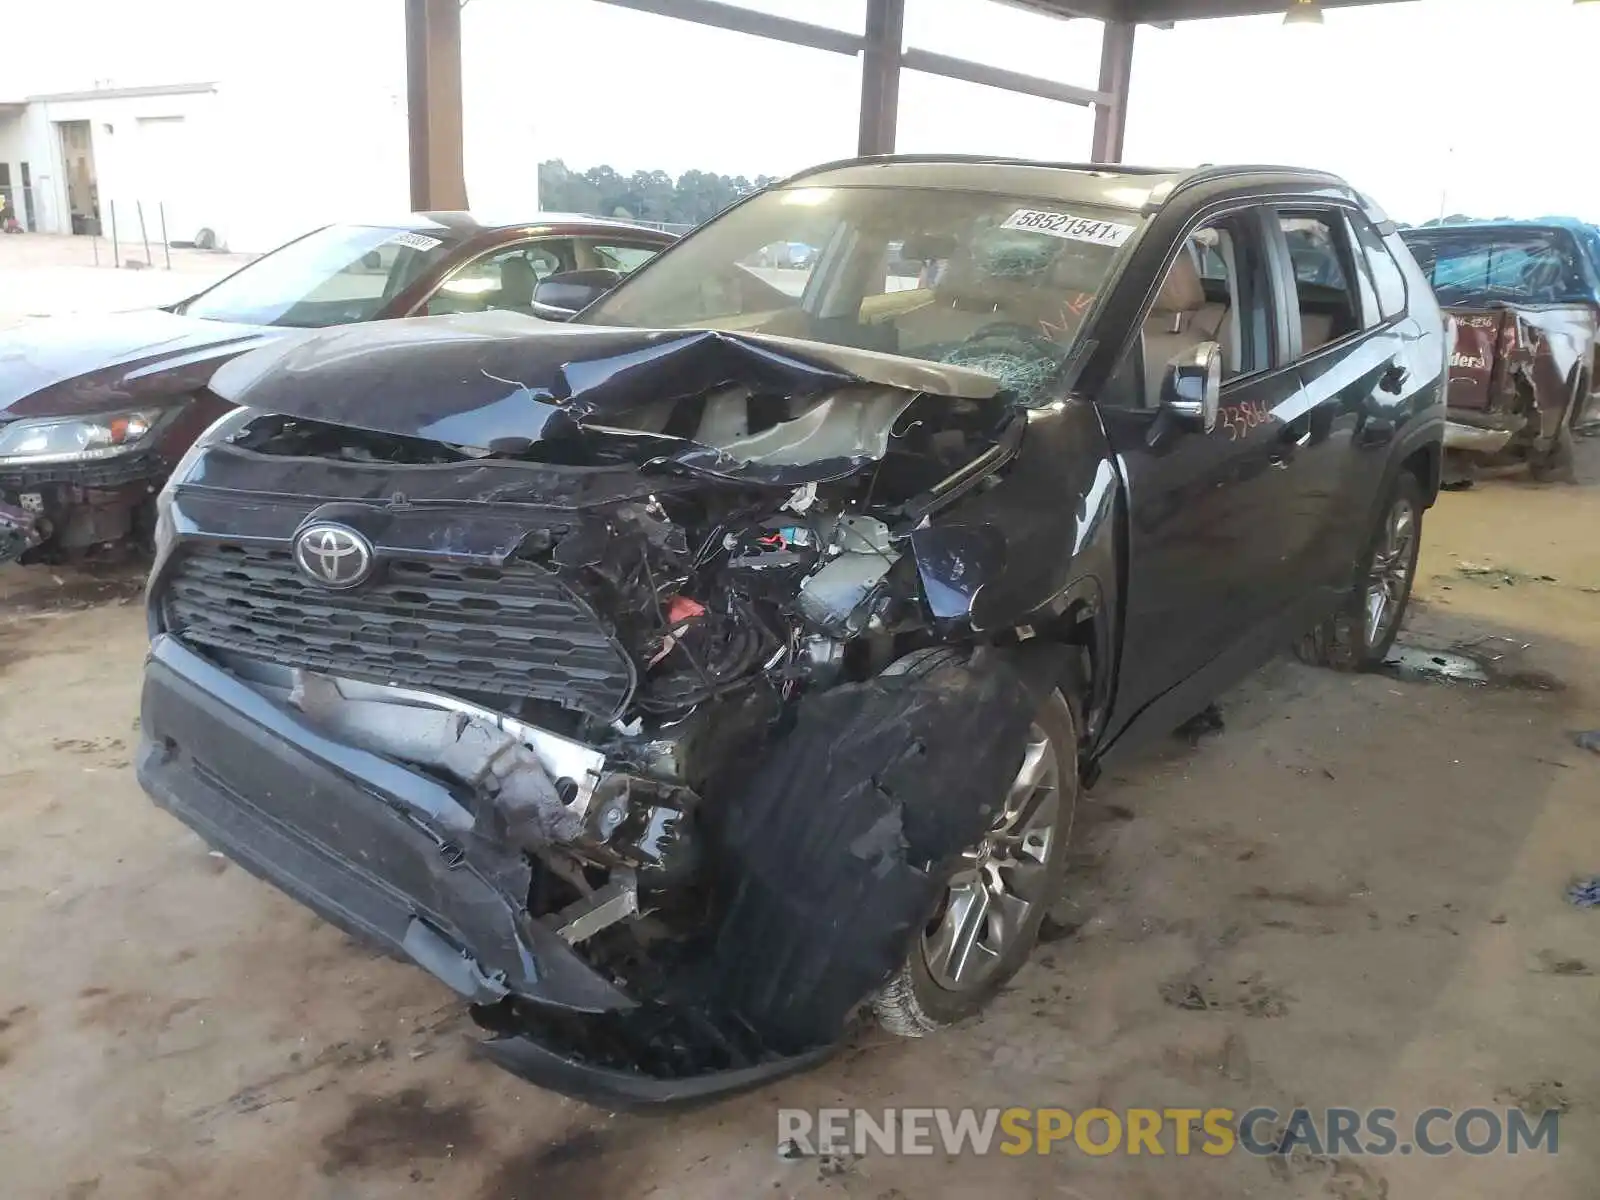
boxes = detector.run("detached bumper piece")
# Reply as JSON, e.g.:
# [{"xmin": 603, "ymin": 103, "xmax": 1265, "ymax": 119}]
[
  {"xmin": 1443, "ymin": 420, "xmax": 1516, "ymax": 454},
  {"xmin": 472, "ymin": 1001, "xmax": 836, "ymax": 1109},
  {"xmin": 134, "ymin": 636, "xmax": 830, "ymax": 1106}
]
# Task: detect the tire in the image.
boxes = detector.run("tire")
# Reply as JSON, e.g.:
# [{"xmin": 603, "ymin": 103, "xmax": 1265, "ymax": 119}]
[
  {"xmin": 1529, "ymin": 424, "xmax": 1577, "ymax": 484},
  {"xmin": 1294, "ymin": 470, "xmax": 1424, "ymax": 671},
  {"xmin": 873, "ymin": 676, "xmax": 1078, "ymax": 1037},
  {"xmin": 1526, "ymin": 371, "xmax": 1585, "ymax": 483}
]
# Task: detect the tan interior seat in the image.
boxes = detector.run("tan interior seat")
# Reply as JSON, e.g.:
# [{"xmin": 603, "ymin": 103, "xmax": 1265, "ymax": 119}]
[
  {"xmin": 1300, "ymin": 313, "xmax": 1336, "ymax": 352},
  {"xmin": 1140, "ymin": 240, "xmax": 1242, "ymax": 406},
  {"xmin": 496, "ymin": 257, "xmax": 537, "ymax": 315},
  {"xmin": 1143, "ymin": 250, "xmax": 1207, "ymax": 406},
  {"xmin": 893, "ymin": 255, "xmax": 1027, "ymax": 353},
  {"xmin": 893, "ymin": 245, "xmax": 1103, "ymax": 354}
]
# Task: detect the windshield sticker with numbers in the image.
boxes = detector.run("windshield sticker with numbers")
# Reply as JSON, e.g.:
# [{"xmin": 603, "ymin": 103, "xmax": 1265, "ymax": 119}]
[
  {"xmin": 387, "ymin": 232, "xmax": 444, "ymax": 252},
  {"xmin": 1000, "ymin": 209, "xmax": 1135, "ymax": 247}
]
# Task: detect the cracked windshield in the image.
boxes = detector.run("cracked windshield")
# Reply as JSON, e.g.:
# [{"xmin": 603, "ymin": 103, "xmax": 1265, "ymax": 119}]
[{"xmin": 588, "ymin": 185, "xmax": 1138, "ymax": 402}]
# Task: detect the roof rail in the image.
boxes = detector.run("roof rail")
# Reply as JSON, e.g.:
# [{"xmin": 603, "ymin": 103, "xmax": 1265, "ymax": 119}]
[
  {"xmin": 1168, "ymin": 163, "xmax": 1349, "ymax": 195},
  {"xmin": 773, "ymin": 153, "xmax": 1184, "ymax": 188}
]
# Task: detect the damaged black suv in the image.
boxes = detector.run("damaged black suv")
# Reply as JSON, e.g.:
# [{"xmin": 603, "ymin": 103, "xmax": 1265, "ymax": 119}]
[{"xmin": 136, "ymin": 157, "xmax": 1445, "ymax": 1106}]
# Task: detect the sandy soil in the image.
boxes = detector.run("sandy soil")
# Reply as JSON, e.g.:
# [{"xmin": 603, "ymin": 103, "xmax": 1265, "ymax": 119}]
[
  {"xmin": 2, "ymin": 446, "xmax": 1598, "ymax": 1200},
  {"xmin": 0, "ymin": 234, "xmax": 255, "ymax": 326}
]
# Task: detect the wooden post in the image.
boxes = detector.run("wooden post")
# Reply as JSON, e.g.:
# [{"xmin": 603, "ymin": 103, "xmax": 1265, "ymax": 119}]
[
  {"xmin": 857, "ymin": 0, "xmax": 906, "ymax": 157},
  {"xmin": 406, "ymin": 0, "xmax": 468, "ymax": 211},
  {"xmin": 1091, "ymin": 20, "xmax": 1136, "ymax": 163}
]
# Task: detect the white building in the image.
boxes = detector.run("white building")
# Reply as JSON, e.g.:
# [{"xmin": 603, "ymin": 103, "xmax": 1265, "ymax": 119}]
[{"xmin": 0, "ymin": 0, "xmax": 538, "ymax": 254}]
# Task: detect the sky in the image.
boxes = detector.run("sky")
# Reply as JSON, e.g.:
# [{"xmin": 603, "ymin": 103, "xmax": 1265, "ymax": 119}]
[{"xmin": 3, "ymin": 0, "xmax": 1597, "ymax": 226}]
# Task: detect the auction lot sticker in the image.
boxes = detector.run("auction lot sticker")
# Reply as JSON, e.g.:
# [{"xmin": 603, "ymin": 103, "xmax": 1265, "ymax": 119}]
[
  {"xmin": 1001, "ymin": 209, "xmax": 1135, "ymax": 247},
  {"xmin": 388, "ymin": 231, "xmax": 444, "ymax": 252}
]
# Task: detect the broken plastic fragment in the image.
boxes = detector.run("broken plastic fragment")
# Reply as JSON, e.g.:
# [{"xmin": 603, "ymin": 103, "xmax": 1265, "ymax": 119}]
[
  {"xmin": 1566, "ymin": 877, "xmax": 1600, "ymax": 908},
  {"xmin": 782, "ymin": 482, "xmax": 818, "ymax": 514}
]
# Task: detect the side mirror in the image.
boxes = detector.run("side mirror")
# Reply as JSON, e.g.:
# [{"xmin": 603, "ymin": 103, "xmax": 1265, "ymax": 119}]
[
  {"xmin": 1160, "ymin": 341, "xmax": 1222, "ymax": 433},
  {"xmin": 532, "ymin": 268, "xmax": 625, "ymax": 318}
]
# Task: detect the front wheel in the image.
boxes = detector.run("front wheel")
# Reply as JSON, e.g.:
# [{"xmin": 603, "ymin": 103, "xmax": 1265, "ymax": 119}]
[
  {"xmin": 873, "ymin": 687, "xmax": 1077, "ymax": 1036},
  {"xmin": 1294, "ymin": 471, "xmax": 1424, "ymax": 671}
]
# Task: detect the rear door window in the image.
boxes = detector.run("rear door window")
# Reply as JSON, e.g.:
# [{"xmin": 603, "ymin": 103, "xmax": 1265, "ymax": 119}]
[{"xmin": 1274, "ymin": 210, "xmax": 1364, "ymax": 355}]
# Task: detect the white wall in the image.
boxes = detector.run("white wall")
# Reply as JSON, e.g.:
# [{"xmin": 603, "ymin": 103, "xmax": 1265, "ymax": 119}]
[
  {"xmin": 3, "ymin": 0, "xmax": 554, "ymax": 253},
  {"xmin": 6, "ymin": 0, "xmax": 418, "ymax": 253},
  {"xmin": 14, "ymin": 79, "xmax": 413, "ymax": 252},
  {"xmin": 28, "ymin": 89, "xmax": 218, "ymax": 243}
]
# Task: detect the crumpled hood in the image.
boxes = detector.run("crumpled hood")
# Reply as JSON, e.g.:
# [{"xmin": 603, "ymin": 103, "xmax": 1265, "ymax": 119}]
[
  {"xmin": 207, "ymin": 312, "xmax": 1003, "ymax": 453},
  {"xmin": 0, "ymin": 309, "xmax": 280, "ymax": 418}
]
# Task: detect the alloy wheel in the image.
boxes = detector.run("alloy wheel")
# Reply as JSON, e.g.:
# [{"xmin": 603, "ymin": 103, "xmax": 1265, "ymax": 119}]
[
  {"xmin": 920, "ymin": 724, "xmax": 1060, "ymax": 991},
  {"xmin": 1365, "ymin": 494, "xmax": 1416, "ymax": 649}
]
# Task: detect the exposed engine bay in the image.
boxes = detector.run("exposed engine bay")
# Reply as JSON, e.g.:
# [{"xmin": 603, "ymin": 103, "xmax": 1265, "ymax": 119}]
[
  {"xmin": 142, "ymin": 322, "xmax": 1086, "ymax": 1096},
  {"xmin": 203, "ymin": 375, "xmax": 1014, "ymax": 935}
]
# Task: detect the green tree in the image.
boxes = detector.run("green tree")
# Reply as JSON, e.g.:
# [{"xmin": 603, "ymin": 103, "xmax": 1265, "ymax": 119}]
[{"xmin": 538, "ymin": 161, "xmax": 780, "ymax": 227}]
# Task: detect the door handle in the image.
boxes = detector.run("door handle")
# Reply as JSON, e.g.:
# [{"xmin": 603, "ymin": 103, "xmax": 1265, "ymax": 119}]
[{"xmin": 1379, "ymin": 360, "xmax": 1410, "ymax": 394}]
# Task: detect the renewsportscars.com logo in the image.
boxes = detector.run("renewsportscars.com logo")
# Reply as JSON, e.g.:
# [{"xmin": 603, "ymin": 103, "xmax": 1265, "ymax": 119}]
[{"xmin": 777, "ymin": 1106, "xmax": 1560, "ymax": 1158}]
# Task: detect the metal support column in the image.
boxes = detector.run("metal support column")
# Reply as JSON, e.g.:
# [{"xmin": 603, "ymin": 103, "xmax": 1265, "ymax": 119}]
[
  {"xmin": 857, "ymin": 0, "xmax": 906, "ymax": 157},
  {"xmin": 406, "ymin": 0, "xmax": 468, "ymax": 211},
  {"xmin": 1090, "ymin": 19, "xmax": 1135, "ymax": 163}
]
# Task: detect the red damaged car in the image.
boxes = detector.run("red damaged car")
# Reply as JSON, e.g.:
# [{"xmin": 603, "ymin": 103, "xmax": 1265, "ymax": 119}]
[
  {"xmin": 0, "ymin": 214, "xmax": 674, "ymax": 564},
  {"xmin": 1400, "ymin": 219, "xmax": 1600, "ymax": 479}
]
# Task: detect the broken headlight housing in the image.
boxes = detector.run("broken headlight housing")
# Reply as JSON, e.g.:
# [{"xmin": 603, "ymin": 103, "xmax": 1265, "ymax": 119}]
[{"xmin": 0, "ymin": 406, "xmax": 178, "ymax": 465}]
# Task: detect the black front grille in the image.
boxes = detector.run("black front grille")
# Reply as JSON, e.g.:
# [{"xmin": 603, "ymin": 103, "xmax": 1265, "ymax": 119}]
[{"xmin": 162, "ymin": 541, "xmax": 636, "ymax": 717}]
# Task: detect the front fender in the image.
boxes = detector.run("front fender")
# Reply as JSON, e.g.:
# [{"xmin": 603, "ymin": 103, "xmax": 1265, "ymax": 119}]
[
  {"xmin": 909, "ymin": 399, "xmax": 1119, "ymax": 635},
  {"xmin": 909, "ymin": 398, "xmax": 1120, "ymax": 743}
]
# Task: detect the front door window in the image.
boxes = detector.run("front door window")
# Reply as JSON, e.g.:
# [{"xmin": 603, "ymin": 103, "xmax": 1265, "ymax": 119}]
[{"xmin": 424, "ymin": 241, "xmax": 571, "ymax": 316}]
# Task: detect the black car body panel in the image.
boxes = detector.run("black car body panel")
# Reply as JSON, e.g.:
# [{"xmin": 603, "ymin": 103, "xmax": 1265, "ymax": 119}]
[{"xmin": 134, "ymin": 157, "xmax": 1446, "ymax": 1105}]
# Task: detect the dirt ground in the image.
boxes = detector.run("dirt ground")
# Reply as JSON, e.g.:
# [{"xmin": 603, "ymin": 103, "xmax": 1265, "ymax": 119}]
[
  {"xmin": 0, "ymin": 234, "xmax": 254, "ymax": 327},
  {"xmin": 2, "ymin": 444, "xmax": 1598, "ymax": 1200}
]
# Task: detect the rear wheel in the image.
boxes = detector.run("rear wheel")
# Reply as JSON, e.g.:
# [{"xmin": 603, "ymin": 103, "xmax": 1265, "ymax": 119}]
[
  {"xmin": 1529, "ymin": 371, "xmax": 1585, "ymax": 483},
  {"xmin": 873, "ymin": 681, "xmax": 1077, "ymax": 1036},
  {"xmin": 1294, "ymin": 471, "xmax": 1423, "ymax": 671}
]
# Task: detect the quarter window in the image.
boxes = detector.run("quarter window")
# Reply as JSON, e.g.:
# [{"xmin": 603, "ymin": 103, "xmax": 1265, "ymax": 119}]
[
  {"xmin": 1340, "ymin": 214, "xmax": 1384, "ymax": 329},
  {"xmin": 1349, "ymin": 214, "xmax": 1408, "ymax": 321},
  {"xmin": 1276, "ymin": 211, "xmax": 1362, "ymax": 354}
]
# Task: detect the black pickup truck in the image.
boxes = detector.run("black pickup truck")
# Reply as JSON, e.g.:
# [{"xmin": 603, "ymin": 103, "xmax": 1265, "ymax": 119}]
[{"xmin": 135, "ymin": 157, "xmax": 1445, "ymax": 1107}]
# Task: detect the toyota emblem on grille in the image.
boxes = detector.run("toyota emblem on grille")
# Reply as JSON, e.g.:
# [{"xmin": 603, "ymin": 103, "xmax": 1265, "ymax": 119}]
[{"xmin": 293, "ymin": 523, "xmax": 374, "ymax": 589}]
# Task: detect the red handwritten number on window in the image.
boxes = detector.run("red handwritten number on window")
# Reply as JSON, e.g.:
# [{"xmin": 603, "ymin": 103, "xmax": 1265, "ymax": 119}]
[{"xmin": 1217, "ymin": 399, "xmax": 1271, "ymax": 441}]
